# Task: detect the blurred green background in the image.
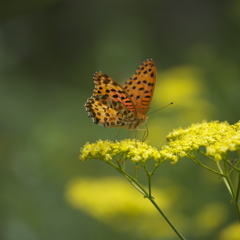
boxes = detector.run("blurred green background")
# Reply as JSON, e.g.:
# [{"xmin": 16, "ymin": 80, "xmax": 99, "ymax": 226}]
[{"xmin": 1, "ymin": 0, "xmax": 240, "ymax": 240}]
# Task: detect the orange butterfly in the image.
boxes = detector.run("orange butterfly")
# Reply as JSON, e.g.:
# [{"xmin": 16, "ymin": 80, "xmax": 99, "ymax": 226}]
[{"xmin": 85, "ymin": 59, "xmax": 156, "ymax": 130}]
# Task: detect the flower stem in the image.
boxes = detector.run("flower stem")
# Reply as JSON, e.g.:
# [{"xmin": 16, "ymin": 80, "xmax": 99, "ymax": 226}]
[
  {"xmin": 147, "ymin": 196, "xmax": 186, "ymax": 240},
  {"xmin": 236, "ymin": 171, "xmax": 240, "ymax": 204},
  {"xmin": 126, "ymin": 173, "xmax": 186, "ymax": 240},
  {"xmin": 108, "ymin": 160, "xmax": 186, "ymax": 240},
  {"xmin": 221, "ymin": 158, "xmax": 240, "ymax": 219},
  {"xmin": 189, "ymin": 153, "xmax": 225, "ymax": 177},
  {"xmin": 236, "ymin": 171, "xmax": 240, "ymax": 221},
  {"xmin": 216, "ymin": 161, "xmax": 233, "ymax": 196},
  {"xmin": 215, "ymin": 161, "xmax": 240, "ymax": 220}
]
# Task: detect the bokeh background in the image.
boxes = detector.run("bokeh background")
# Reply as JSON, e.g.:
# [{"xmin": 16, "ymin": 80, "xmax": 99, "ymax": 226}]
[{"xmin": 1, "ymin": 0, "xmax": 240, "ymax": 239}]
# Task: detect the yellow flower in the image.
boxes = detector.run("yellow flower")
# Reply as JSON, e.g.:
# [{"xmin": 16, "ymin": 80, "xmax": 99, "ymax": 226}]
[
  {"xmin": 80, "ymin": 139, "xmax": 161, "ymax": 164},
  {"xmin": 80, "ymin": 121, "xmax": 240, "ymax": 165},
  {"xmin": 163, "ymin": 121, "xmax": 240, "ymax": 163}
]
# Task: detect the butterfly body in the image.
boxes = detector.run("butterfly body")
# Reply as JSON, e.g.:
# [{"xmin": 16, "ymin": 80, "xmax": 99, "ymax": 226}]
[{"xmin": 85, "ymin": 59, "xmax": 156, "ymax": 130}]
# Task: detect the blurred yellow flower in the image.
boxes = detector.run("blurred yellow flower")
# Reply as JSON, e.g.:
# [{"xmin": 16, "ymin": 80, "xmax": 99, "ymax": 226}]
[
  {"xmin": 150, "ymin": 65, "xmax": 221, "ymax": 147},
  {"xmin": 156, "ymin": 66, "xmax": 205, "ymax": 104},
  {"xmin": 218, "ymin": 222, "xmax": 240, "ymax": 240},
  {"xmin": 195, "ymin": 203, "xmax": 229, "ymax": 236},
  {"xmin": 66, "ymin": 177, "xmax": 170, "ymax": 219},
  {"xmin": 65, "ymin": 177, "xmax": 183, "ymax": 238}
]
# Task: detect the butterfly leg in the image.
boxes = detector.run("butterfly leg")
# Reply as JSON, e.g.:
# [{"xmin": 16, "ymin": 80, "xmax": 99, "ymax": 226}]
[
  {"xmin": 114, "ymin": 128, "xmax": 122, "ymax": 141},
  {"xmin": 127, "ymin": 130, "xmax": 133, "ymax": 139},
  {"xmin": 136, "ymin": 124, "xmax": 149, "ymax": 142}
]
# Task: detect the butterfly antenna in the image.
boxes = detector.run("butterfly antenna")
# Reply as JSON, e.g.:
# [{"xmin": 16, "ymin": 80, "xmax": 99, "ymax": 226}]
[{"xmin": 147, "ymin": 102, "xmax": 173, "ymax": 116}]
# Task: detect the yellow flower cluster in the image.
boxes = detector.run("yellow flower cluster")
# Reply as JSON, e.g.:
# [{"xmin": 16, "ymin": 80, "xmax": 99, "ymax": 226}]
[
  {"xmin": 80, "ymin": 139, "xmax": 161, "ymax": 163},
  {"xmin": 80, "ymin": 121, "xmax": 240, "ymax": 164},
  {"xmin": 164, "ymin": 121, "xmax": 240, "ymax": 162}
]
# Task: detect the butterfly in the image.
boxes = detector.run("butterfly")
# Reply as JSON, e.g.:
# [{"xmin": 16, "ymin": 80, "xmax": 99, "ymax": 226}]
[{"xmin": 84, "ymin": 59, "xmax": 156, "ymax": 130}]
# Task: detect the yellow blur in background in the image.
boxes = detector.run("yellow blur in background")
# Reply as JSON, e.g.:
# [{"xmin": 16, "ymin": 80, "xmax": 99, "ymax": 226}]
[
  {"xmin": 150, "ymin": 65, "xmax": 217, "ymax": 146},
  {"xmin": 1, "ymin": 1, "xmax": 240, "ymax": 240},
  {"xmin": 65, "ymin": 177, "xmax": 233, "ymax": 239}
]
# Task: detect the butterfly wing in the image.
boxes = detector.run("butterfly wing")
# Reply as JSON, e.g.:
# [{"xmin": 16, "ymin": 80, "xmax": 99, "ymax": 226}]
[
  {"xmin": 84, "ymin": 95, "xmax": 136, "ymax": 128},
  {"xmin": 123, "ymin": 59, "xmax": 156, "ymax": 115},
  {"xmin": 91, "ymin": 72, "xmax": 137, "ymax": 114}
]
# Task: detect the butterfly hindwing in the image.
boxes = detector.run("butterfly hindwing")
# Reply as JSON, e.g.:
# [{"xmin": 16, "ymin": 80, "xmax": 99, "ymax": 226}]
[
  {"xmin": 85, "ymin": 95, "xmax": 135, "ymax": 127},
  {"xmin": 92, "ymin": 72, "xmax": 137, "ymax": 114}
]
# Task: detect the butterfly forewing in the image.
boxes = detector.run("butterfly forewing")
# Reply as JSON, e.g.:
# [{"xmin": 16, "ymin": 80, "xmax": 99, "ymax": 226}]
[
  {"xmin": 123, "ymin": 59, "xmax": 156, "ymax": 115},
  {"xmin": 85, "ymin": 95, "xmax": 135, "ymax": 127}
]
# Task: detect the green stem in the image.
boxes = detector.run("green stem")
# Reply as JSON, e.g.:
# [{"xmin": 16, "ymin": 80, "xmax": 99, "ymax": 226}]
[
  {"xmin": 108, "ymin": 161, "xmax": 148, "ymax": 197},
  {"xmin": 148, "ymin": 197, "xmax": 186, "ymax": 240},
  {"xmin": 189, "ymin": 153, "xmax": 225, "ymax": 177},
  {"xmin": 226, "ymin": 160, "xmax": 240, "ymax": 172},
  {"xmin": 147, "ymin": 171, "xmax": 152, "ymax": 198},
  {"xmin": 216, "ymin": 161, "xmax": 240, "ymax": 220},
  {"xmin": 236, "ymin": 171, "xmax": 240, "ymax": 221},
  {"xmin": 195, "ymin": 152, "xmax": 240, "ymax": 221},
  {"xmin": 196, "ymin": 151, "xmax": 240, "ymax": 220},
  {"xmin": 142, "ymin": 163, "xmax": 160, "ymax": 195},
  {"xmin": 107, "ymin": 161, "xmax": 186, "ymax": 240},
  {"xmin": 236, "ymin": 152, "xmax": 240, "ymax": 205},
  {"xmin": 236, "ymin": 171, "xmax": 240, "ymax": 204},
  {"xmin": 144, "ymin": 165, "xmax": 186, "ymax": 240},
  {"xmin": 216, "ymin": 161, "xmax": 233, "ymax": 197}
]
